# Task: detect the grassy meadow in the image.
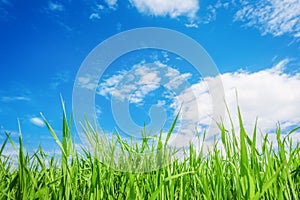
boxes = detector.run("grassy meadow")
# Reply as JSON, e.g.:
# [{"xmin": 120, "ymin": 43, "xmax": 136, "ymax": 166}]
[{"xmin": 1, "ymin": 102, "xmax": 300, "ymax": 199}]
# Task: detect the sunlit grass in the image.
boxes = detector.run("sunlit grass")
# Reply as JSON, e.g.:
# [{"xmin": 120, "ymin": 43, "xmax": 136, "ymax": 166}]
[{"xmin": 1, "ymin": 100, "xmax": 300, "ymax": 199}]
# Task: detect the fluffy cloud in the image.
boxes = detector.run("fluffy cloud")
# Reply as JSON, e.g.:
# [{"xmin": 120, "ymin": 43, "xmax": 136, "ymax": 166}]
[
  {"xmin": 165, "ymin": 59, "xmax": 300, "ymax": 150},
  {"xmin": 220, "ymin": 59, "xmax": 300, "ymax": 132},
  {"xmin": 129, "ymin": 0, "xmax": 199, "ymax": 19},
  {"xmin": 30, "ymin": 117, "xmax": 45, "ymax": 127},
  {"xmin": 234, "ymin": 0, "xmax": 300, "ymax": 38}
]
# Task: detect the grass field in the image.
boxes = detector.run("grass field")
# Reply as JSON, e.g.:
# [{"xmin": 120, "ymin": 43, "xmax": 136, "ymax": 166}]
[{"xmin": 1, "ymin": 101, "xmax": 300, "ymax": 199}]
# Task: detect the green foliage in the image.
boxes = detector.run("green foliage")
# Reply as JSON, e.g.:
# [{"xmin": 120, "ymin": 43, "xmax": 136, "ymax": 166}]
[{"xmin": 0, "ymin": 104, "xmax": 300, "ymax": 199}]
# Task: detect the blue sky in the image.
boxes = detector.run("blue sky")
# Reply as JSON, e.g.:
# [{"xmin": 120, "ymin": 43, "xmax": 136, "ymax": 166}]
[{"xmin": 0, "ymin": 0, "xmax": 300, "ymax": 153}]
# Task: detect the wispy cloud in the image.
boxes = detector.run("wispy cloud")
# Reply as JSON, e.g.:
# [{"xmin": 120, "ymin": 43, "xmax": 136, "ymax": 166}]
[
  {"xmin": 89, "ymin": 13, "xmax": 100, "ymax": 20},
  {"xmin": 30, "ymin": 117, "xmax": 45, "ymax": 127},
  {"xmin": 0, "ymin": 96, "xmax": 30, "ymax": 102},
  {"xmin": 95, "ymin": 105, "xmax": 102, "ymax": 117},
  {"xmin": 129, "ymin": 0, "xmax": 199, "ymax": 19},
  {"xmin": 1, "ymin": 0, "xmax": 12, "ymax": 6},
  {"xmin": 0, "ymin": 82, "xmax": 32, "ymax": 105},
  {"xmin": 42, "ymin": 1, "xmax": 72, "ymax": 31},
  {"xmin": 0, "ymin": 0, "xmax": 13, "ymax": 21},
  {"xmin": 234, "ymin": 0, "xmax": 300, "ymax": 38},
  {"xmin": 0, "ymin": 7, "xmax": 8, "ymax": 19},
  {"xmin": 50, "ymin": 71, "xmax": 70, "ymax": 89},
  {"xmin": 48, "ymin": 1, "xmax": 64, "ymax": 12}
]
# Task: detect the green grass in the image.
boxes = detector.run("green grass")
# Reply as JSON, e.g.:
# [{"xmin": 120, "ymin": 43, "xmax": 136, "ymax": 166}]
[{"xmin": 1, "ymin": 101, "xmax": 300, "ymax": 199}]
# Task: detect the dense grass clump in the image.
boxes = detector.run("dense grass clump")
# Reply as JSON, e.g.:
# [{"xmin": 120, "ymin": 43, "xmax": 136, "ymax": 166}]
[{"xmin": 1, "ymin": 102, "xmax": 300, "ymax": 199}]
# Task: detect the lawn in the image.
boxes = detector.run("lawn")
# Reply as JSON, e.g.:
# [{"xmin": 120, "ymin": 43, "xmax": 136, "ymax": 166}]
[{"xmin": 1, "ymin": 101, "xmax": 300, "ymax": 199}]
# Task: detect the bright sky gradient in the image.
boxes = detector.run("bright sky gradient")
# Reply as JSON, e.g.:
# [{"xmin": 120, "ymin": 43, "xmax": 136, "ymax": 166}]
[{"xmin": 1, "ymin": 0, "xmax": 300, "ymax": 154}]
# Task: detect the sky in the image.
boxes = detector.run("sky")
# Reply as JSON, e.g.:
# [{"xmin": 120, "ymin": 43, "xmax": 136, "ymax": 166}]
[{"xmin": 0, "ymin": 0, "xmax": 300, "ymax": 155}]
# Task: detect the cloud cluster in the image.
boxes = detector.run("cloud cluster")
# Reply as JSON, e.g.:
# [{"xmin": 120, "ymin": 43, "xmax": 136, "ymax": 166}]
[
  {"xmin": 77, "ymin": 74, "xmax": 99, "ymax": 90},
  {"xmin": 97, "ymin": 58, "xmax": 300, "ymax": 150},
  {"xmin": 129, "ymin": 0, "xmax": 199, "ymax": 19},
  {"xmin": 234, "ymin": 0, "xmax": 300, "ymax": 38},
  {"xmin": 97, "ymin": 62, "xmax": 191, "ymax": 105},
  {"xmin": 126, "ymin": 0, "xmax": 300, "ymax": 38}
]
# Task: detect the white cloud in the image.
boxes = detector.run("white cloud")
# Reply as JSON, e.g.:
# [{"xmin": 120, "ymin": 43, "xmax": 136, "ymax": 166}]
[
  {"xmin": 89, "ymin": 13, "xmax": 100, "ymax": 20},
  {"xmin": 77, "ymin": 75, "xmax": 98, "ymax": 90},
  {"xmin": 48, "ymin": 1, "xmax": 64, "ymax": 12},
  {"xmin": 166, "ymin": 59, "xmax": 300, "ymax": 151},
  {"xmin": 167, "ymin": 80, "xmax": 213, "ymax": 146},
  {"xmin": 185, "ymin": 23, "xmax": 199, "ymax": 28},
  {"xmin": 129, "ymin": 0, "xmax": 199, "ymax": 19},
  {"xmin": 156, "ymin": 100, "xmax": 166, "ymax": 106},
  {"xmin": 165, "ymin": 72, "xmax": 191, "ymax": 89},
  {"xmin": 105, "ymin": 0, "xmax": 117, "ymax": 9},
  {"xmin": 30, "ymin": 117, "xmax": 45, "ymax": 127},
  {"xmin": 220, "ymin": 59, "xmax": 300, "ymax": 132},
  {"xmin": 0, "ymin": 96, "xmax": 30, "ymax": 102},
  {"xmin": 234, "ymin": 0, "xmax": 300, "ymax": 38},
  {"xmin": 201, "ymin": 4, "xmax": 217, "ymax": 24},
  {"xmin": 98, "ymin": 64, "xmax": 161, "ymax": 104},
  {"xmin": 95, "ymin": 58, "xmax": 300, "ymax": 153},
  {"xmin": 98, "ymin": 61, "xmax": 191, "ymax": 105},
  {"xmin": 96, "ymin": 4, "xmax": 105, "ymax": 10}
]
